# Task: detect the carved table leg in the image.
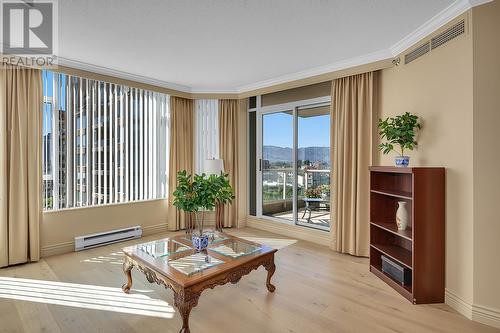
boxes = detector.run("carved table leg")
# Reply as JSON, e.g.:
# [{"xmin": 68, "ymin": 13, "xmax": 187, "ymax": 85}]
[
  {"xmin": 264, "ymin": 255, "xmax": 276, "ymax": 292},
  {"xmin": 121, "ymin": 259, "xmax": 134, "ymax": 293},
  {"xmin": 174, "ymin": 289, "xmax": 200, "ymax": 333}
]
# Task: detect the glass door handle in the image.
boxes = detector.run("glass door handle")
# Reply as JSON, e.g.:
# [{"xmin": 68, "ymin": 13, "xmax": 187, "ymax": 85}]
[{"xmin": 259, "ymin": 159, "xmax": 262, "ymax": 171}]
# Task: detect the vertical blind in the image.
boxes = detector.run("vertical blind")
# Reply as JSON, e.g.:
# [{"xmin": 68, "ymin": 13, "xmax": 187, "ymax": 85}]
[
  {"xmin": 42, "ymin": 71, "xmax": 170, "ymax": 211},
  {"xmin": 194, "ymin": 99, "xmax": 219, "ymax": 174}
]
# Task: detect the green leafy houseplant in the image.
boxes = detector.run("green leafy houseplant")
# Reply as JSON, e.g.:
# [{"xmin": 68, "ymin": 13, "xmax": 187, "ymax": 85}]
[
  {"xmin": 173, "ymin": 170, "xmax": 217, "ymax": 235},
  {"xmin": 173, "ymin": 170, "xmax": 235, "ymax": 234},
  {"xmin": 378, "ymin": 112, "xmax": 421, "ymax": 158},
  {"xmin": 208, "ymin": 173, "xmax": 232, "ymax": 204}
]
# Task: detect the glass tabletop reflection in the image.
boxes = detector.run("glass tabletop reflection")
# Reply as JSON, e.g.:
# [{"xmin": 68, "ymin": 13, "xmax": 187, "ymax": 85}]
[
  {"xmin": 210, "ymin": 239, "xmax": 262, "ymax": 259},
  {"xmin": 140, "ymin": 239, "xmax": 191, "ymax": 258}
]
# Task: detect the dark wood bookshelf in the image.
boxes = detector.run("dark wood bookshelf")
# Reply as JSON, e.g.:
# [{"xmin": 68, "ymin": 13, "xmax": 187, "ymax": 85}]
[{"xmin": 369, "ymin": 166, "xmax": 445, "ymax": 304}]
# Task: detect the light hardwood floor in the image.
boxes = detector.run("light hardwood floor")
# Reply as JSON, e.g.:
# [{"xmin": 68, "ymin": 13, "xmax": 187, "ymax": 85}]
[{"xmin": 0, "ymin": 227, "xmax": 497, "ymax": 333}]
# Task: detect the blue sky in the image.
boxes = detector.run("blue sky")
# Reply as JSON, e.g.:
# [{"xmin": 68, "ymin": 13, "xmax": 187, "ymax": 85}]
[
  {"xmin": 42, "ymin": 71, "xmax": 66, "ymax": 135},
  {"xmin": 263, "ymin": 112, "xmax": 330, "ymax": 148},
  {"xmin": 42, "ymin": 70, "xmax": 53, "ymax": 135}
]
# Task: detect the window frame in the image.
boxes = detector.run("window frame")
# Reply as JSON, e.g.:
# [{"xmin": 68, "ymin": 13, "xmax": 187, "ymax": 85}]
[{"xmin": 41, "ymin": 70, "xmax": 170, "ymax": 212}]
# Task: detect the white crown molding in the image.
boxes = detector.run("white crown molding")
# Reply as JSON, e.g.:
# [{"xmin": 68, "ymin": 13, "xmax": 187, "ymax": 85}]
[
  {"xmin": 390, "ymin": 0, "xmax": 492, "ymax": 56},
  {"xmin": 468, "ymin": 0, "xmax": 493, "ymax": 6},
  {"xmin": 59, "ymin": 51, "xmax": 393, "ymax": 95},
  {"xmin": 235, "ymin": 49, "xmax": 393, "ymax": 93},
  {"xmin": 190, "ymin": 87, "xmax": 239, "ymax": 94},
  {"xmin": 56, "ymin": 0, "xmax": 492, "ymax": 95},
  {"xmin": 57, "ymin": 57, "xmax": 193, "ymax": 93}
]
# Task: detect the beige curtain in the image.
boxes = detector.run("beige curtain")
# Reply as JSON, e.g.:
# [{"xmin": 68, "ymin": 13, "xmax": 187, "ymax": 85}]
[
  {"xmin": 331, "ymin": 72, "xmax": 375, "ymax": 257},
  {"xmin": 0, "ymin": 65, "xmax": 42, "ymax": 267},
  {"xmin": 167, "ymin": 96, "xmax": 194, "ymax": 231},
  {"xmin": 218, "ymin": 99, "xmax": 239, "ymax": 228}
]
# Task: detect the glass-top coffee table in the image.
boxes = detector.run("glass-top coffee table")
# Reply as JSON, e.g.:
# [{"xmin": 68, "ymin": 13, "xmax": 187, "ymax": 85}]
[{"xmin": 121, "ymin": 230, "xmax": 277, "ymax": 333}]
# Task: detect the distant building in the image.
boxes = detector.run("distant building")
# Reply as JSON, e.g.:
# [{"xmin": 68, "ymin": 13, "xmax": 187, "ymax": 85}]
[
  {"xmin": 56, "ymin": 79, "xmax": 143, "ymax": 207},
  {"xmin": 42, "ymin": 111, "xmax": 68, "ymax": 209}
]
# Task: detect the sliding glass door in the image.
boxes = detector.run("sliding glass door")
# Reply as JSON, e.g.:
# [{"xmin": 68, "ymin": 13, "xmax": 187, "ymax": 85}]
[
  {"xmin": 261, "ymin": 110, "xmax": 294, "ymax": 222},
  {"xmin": 257, "ymin": 99, "xmax": 331, "ymax": 231},
  {"xmin": 296, "ymin": 105, "xmax": 331, "ymax": 230}
]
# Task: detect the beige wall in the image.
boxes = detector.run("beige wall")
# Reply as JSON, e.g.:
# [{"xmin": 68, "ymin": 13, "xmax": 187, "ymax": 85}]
[
  {"xmin": 378, "ymin": 4, "xmax": 500, "ymax": 325},
  {"xmin": 472, "ymin": 0, "xmax": 500, "ymax": 315},
  {"xmin": 41, "ymin": 199, "xmax": 169, "ymax": 256},
  {"xmin": 377, "ymin": 14, "xmax": 475, "ymax": 304},
  {"xmin": 261, "ymin": 81, "xmax": 331, "ymax": 106}
]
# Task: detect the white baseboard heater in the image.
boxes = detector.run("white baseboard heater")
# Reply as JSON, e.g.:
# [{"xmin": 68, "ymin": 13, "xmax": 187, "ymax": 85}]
[{"xmin": 75, "ymin": 226, "xmax": 142, "ymax": 251}]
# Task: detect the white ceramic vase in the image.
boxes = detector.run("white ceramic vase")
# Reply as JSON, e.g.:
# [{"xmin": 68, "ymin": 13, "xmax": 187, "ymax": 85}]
[{"xmin": 396, "ymin": 201, "xmax": 409, "ymax": 231}]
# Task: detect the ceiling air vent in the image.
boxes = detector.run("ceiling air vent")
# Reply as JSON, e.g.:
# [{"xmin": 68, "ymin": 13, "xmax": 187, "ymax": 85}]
[
  {"xmin": 404, "ymin": 42, "xmax": 430, "ymax": 64},
  {"xmin": 431, "ymin": 20, "xmax": 465, "ymax": 50}
]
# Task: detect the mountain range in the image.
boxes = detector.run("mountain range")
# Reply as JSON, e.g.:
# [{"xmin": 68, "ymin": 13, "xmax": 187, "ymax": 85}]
[{"xmin": 263, "ymin": 145, "xmax": 329, "ymax": 162}]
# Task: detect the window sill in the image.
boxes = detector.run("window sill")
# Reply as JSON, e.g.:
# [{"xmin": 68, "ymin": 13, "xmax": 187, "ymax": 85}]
[{"xmin": 42, "ymin": 197, "xmax": 168, "ymax": 214}]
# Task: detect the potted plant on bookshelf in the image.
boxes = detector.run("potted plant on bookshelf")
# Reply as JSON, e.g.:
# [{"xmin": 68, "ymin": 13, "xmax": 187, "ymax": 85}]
[
  {"xmin": 211, "ymin": 173, "xmax": 235, "ymax": 231},
  {"xmin": 378, "ymin": 112, "xmax": 421, "ymax": 167},
  {"xmin": 173, "ymin": 170, "xmax": 217, "ymax": 252}
]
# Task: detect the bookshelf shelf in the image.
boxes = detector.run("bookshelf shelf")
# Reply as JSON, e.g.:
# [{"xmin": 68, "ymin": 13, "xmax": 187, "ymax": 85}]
[
  {"xmin": 370, "ymin": 243, "xmax": 412, "ymax": 268},
  {"xmin": 370, "ymin": 264, "xmax": 413, "ymax": 301},
  {"xmin": 370, "ymin": 221, "xmax": 412, "ymax": 241},
  {"xmin": 370, "ymin": 189, "xmax": 412, "ymax": 200}
]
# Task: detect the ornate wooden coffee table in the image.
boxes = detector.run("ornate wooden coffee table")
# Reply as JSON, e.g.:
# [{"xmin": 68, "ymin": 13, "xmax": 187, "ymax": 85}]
[{"xmin": 121, "ymin": 231, "xmax": 277, "ymax": 333}]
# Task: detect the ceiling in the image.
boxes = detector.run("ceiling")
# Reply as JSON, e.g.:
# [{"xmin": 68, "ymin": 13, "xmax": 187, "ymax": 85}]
[{"xmin": 58, "ymin": 0, "xmax": 483, "ymax": 93}]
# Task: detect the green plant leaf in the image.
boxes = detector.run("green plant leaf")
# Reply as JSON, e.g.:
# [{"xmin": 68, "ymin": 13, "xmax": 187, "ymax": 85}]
[{"xmin": 378, "ymin": 112, "xmax": 420, "ymax": 156}]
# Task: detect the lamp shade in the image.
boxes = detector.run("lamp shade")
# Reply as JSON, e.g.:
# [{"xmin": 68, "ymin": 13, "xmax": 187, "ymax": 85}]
[{"xmin": 204, "ymin": 159, "xmax": 224, "ymax": 175}]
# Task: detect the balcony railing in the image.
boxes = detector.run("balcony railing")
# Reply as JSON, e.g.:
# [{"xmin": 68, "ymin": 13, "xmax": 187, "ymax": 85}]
[
  {"xmin": 262, "ymin": 168, "xmax": 330, "ymax": 200},
  {"xmin": 262, "ymin": 168, "xmax": 330, "ymax": 220}
]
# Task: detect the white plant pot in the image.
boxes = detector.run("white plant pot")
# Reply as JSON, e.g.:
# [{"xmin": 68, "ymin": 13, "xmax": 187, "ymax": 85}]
[
  {"xmin": 396, "ymin": 201, "xmax": 409, "ymax": 231},
  {"xmin": 395, "ymin": 156, "xmax": 410, "ymax": 167}
]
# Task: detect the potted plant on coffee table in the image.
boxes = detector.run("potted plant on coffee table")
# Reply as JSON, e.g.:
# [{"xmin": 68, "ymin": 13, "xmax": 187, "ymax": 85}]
[
  {"xmin": 173, "ymin": 170, "xmax": 217, "ymax": 252},
  {"xmin": 378, "ymin": 112, "xmax": 421, "ymax": 167}
]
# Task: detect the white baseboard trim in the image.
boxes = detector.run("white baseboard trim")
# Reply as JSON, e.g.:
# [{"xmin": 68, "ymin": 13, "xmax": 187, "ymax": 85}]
[
  {"xmin": 445, "ymin": 289, "xmax": 473, "ymax": 319},
  {"xmin": 41, "ymin": 240, "xmax": 75, "ymax": 258},
  {"xmin": 472, "ymin": 304, "xmax": 500, "ymax": 329},
  {"xmin": 445, "ymin": 289, "xmax": 500, "ymax": 329},
  {"xmin": 237, "ymin": 217, "xmax": 247, "ymax": 228},
  {"xmin": 246, "ymin": 216, "xmax": 331, "ymax": 247},
  {"xmin": 142, "ymin": 222, "xmax": 169, "ymax": 236}
]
